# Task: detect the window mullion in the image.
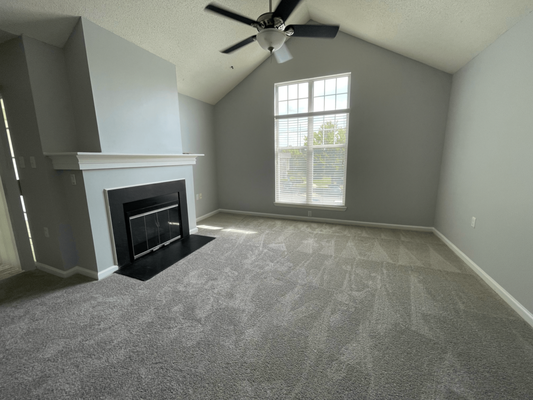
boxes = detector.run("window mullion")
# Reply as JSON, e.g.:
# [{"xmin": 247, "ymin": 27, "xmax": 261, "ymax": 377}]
[
  {"xmin": 306, "ymin": 82, "xmax": 313, "ymax": 204},
  {"xmin": 275, "ymin": 108, "xmax": 350, "ymax": 120},
  {"xmin": 275, "ymin": 118, "xmax": 279, "ymax": 202}
]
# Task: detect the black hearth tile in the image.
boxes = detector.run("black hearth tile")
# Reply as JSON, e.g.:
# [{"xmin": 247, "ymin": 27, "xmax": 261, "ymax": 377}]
[{"xmin": 115, "ymin": 234, "xmax": 215, "ymax": 281}]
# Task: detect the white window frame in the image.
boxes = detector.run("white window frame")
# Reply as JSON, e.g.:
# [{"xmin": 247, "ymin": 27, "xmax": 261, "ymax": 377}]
[{"xmin": 274, "ymin": 73, "xmax": 350, "ymax": 210}]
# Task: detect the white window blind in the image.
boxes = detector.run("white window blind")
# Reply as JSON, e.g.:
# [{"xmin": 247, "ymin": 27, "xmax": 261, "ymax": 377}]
[{"xmin": 275, "ymin": 73, "xmax": 350, "ymax": 208}]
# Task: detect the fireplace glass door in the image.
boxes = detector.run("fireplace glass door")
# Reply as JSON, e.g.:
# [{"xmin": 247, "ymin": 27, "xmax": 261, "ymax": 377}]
[{"xmin": 129, "ymin": 204, "xmax": 181, "ymax": 259}]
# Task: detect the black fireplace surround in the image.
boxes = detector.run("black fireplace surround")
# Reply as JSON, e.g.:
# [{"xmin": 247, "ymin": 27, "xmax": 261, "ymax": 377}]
[{"xmin": 107, "ymin": 179, "xmax": 190, "ymax": 268}]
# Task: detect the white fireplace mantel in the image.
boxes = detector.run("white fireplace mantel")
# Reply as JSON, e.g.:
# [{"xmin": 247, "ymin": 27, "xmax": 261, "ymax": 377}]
[{"xmin": 44, "ymin": 152, "xmax": 203, "ymax": 171}]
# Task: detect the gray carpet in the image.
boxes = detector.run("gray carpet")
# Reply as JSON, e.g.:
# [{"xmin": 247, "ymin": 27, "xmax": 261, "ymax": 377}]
[{"xmin": 1, "ymin": 213, "xmax": 532, "ymax": 399}]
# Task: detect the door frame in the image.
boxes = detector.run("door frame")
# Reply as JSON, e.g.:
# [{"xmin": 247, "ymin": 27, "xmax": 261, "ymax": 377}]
[{"xmin": 0, "ymin": 93, "xmax": 35, "ymax": 271}]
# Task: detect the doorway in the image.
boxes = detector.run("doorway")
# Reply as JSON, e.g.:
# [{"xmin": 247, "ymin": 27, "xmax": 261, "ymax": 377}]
[
  {"xmin": 0, "ymin": 172, "xmax": 21, "ymax": 279},
  {"xmin": 0, "ymin": 95, "xmax": 35, "ymax": 278}
]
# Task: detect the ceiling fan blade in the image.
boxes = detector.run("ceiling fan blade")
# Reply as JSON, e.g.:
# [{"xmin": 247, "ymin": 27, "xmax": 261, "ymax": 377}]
[
  {"xmin": 274, "ymin": 44, "xmax": 293, "ymax": 64},
  {"xmin": 221, "ymin": 35, "xmax": 257, "ymax": 54},
  {"xmin": 205, "ymin": 3, "xmax": 257, "ymax": 27},
  {"xmin": 273, "ymin": 0, "xmax": 302, "ymax": 22},
  {"xmin": 286, "ymin": 24, "xmax": 339, "ymax": 38}
]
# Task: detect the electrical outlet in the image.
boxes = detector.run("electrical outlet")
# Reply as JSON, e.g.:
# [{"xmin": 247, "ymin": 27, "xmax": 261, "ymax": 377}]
[
  {"xmin": 308, "ymin": 211, "xmax": 312, "ymax": 217},
  {"xmin": 44, "ymin": 227, "xmax": 49, "ymax": 238},
  {"xmin": 471, "ymin": 217, "xmax": 476, "ymax": 228},
  {"xmin": 29, "ymin": 156, "xmax": 36, "ymax": 168},
  {"xmin": 70, "ymin": 174, "xmax": 76, "ymax": 185},
  {"xmin": 199, "ymin": 193, "xmax": 202, "ymax": 199}
]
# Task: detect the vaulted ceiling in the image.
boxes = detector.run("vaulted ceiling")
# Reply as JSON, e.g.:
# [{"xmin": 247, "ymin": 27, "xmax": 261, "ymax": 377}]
[{"xmin": 1, "ymin": 0, "xmax": 532, "ymax": 104}]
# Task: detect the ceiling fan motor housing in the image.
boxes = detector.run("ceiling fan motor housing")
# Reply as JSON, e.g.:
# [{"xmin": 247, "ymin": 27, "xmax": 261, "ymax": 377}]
[{"xmin": 256, "ymin": 12, "xmax": 286, "ymax": 31}]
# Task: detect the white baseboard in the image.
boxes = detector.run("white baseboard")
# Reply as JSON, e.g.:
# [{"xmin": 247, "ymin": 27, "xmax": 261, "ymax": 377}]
[
  {"xmin": 36, "ymin": 262, "xmax": 78, "ymax": 278},
  {"xmin": 190, "ymin": 227, "xmax": 199, "ymax": 234},
  {"xmin": 433, "ymin": 229, "xmax": 533, "ymax": 329},
  {"xmin": 93, "ymin": 265, "xmax": 119, "ymax": 280},
  {"xmin": 196, "ymin": 209, "xmax": 220, "ymax": 222},
  {"xmin": 35, "ymin": 262, "xmax": 118, "ymax": 281},
  {"xmin": 218, "ymin": 209, "xmax": 433, "ymax": 232}
]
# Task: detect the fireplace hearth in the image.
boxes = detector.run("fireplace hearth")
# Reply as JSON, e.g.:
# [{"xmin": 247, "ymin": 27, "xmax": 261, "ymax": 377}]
[{"xmin": 106, "ymin": 179, "xmax": 214, "ymax": 280}]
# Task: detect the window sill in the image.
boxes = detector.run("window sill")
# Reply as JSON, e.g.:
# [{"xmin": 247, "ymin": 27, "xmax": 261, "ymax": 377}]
[{"xmin": 274, "ymin": 202, "xmax": 347, "ymax": 212}]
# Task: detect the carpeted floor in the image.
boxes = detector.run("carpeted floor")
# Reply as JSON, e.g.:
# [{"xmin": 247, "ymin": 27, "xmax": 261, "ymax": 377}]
[{"xmin": 1, "ymin": 213, "xmax": 532, "ymax": 399}]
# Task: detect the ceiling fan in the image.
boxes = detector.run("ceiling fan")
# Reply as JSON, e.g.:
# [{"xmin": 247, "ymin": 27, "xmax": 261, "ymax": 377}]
[{"xmin": 205, "ymin": 0, "xmax": 340, "ymax": 63}]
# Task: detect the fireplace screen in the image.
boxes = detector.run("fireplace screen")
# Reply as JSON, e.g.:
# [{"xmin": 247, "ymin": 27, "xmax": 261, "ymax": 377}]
[{"xmin": 129, "ymin": 204, "xmax": 181, "ymax": 259}]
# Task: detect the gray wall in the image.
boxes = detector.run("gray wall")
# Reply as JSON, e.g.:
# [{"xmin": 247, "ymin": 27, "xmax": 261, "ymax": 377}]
[
  {"xmin": 214, "ymin": 30, "xmax": 452, "ymax": 227},
  {"xmin": 179, "ymin": 94, "xmax": 219, "ymax": 218},
  {"xmin": 435, "ymin": 12, "xmax": 533, "ymax": 314},
  {"xmin": 55, "ymin": 170, "xmax": 97, "ymax": 272},
  {"xmin": 63, "ymin": 19, "xmax": 101, "ymax": 152},
  {"xmin": 23, "ymin": 36, "xmax": 98, "ymax": 271},
  {"xmin": 81, "ymin": 18, "xmax": 183, "ymax": 154},
  {"xmin": 24, "ymin": 36, "xmax": 78, "ymax": 153},
  {"xmin": 0, "ymin": 37, "xmax": 78, "ymax": 271}
]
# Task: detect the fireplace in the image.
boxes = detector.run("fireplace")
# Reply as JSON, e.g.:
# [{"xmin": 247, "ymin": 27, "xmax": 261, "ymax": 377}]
[
  {"xmin": 106, "ymin": 178, "xmax": 214, "ymax": 281},
  {"xmin": 106, "ymin": 179, "xmax": 190, "ymax": 268},
  {"xmin": 44, "ymin": 152, "xmax": 206, "ymax": 280}
]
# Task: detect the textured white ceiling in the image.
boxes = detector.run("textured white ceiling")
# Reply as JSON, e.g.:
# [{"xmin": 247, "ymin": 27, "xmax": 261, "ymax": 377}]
[{"xmin": 1, "ymin": 0, "xmax": 532, "ymax": 104}]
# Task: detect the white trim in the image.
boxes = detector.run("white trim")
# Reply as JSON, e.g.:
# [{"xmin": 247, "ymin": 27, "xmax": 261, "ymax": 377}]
[
  {"xmin": 35, "ymin": 262, "xmax": 78, "ymax": 278},
  {"xmin": 196, "ymin": 209, "xmax": 220, "ymax": 222},
  {"xmin": 104, "ymin": 178, "xmax": 186, "ymax": 193},
  {"xmin": 275, "ymin": 108, "xmax": 351, "ymax": 120},
  {"xmin": 218, "ymin": 209, "xmax": 433, "ymax": 231},
  {"xmin": 190, "ymin": 227, "xmax": 198, "ymax": 234},
  {"xmin": 433, "ymin": 228, "xmax": 533, "ymax": 329},
  {"xmin": 274, "ymin": 202, "xmax": 347, "ymax": 211},
  {"xmin": 104, "ymin": 189, "xmax": 119, "ymax": 266},
  {"xmin": 44, "ymin": 152, "xmax": 203, "ymax": 171},
  {"xmin": 94, "ymin": 265, "xmax": 119, "ymax": 280},
  {"xmin": 35, "ymin": 262, "xmax": 118, "ymax": 281}
]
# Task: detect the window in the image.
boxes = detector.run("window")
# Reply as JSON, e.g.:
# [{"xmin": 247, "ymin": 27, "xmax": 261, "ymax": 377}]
[{"xmin": 275, "ymin": 73, "xmax": 350, "ymax": 209}]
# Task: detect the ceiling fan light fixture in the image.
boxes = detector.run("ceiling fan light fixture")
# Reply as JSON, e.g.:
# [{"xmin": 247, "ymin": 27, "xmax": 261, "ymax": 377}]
[{"xmin": 256, "ymin": 28, "xmax": 287, "ymax": 52}]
